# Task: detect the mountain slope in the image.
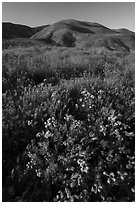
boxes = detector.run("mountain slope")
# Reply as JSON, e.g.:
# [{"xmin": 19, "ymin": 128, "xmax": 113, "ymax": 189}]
[
  {"xmin": 32, "ymin": 19, "xmax": 117, "ymax": 39},
  {"xmin": 31, "ymin": 19, "xmax": 134, "ymax": 51},
  {"xmin": 32, "ymin": 25, "xmax": 49, "ymax": 35}
]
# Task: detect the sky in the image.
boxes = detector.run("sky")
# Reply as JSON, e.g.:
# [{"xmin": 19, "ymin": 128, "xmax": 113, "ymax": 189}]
[{"xmin": 2, "ymin": 2, "xmax": 135, "ymax": 31}]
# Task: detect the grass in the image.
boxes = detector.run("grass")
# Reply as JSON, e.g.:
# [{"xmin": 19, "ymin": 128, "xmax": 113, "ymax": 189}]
[{"xmin": 2, "ymin": 45, "xmax": 134, "ymax": 86}]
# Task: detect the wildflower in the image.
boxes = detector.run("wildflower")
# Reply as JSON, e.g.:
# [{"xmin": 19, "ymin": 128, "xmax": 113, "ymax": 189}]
[
  {"xmin": 44, "ymin": 130, "xmax": 52, "ymax": 138},
  {"xmin": 28, "ymin": 120, "xmax": 33, "ymax": 126},
  {"xmin": 90, "ymin": 95, "xmax": 95, "ymax": 99},
  {"xmin": 75, "ymin": 104, "xmax": 78, "ymax": 109},
  {"xmin": 79, "ymin": 98, "xmax": 83, "ymax": 102}
]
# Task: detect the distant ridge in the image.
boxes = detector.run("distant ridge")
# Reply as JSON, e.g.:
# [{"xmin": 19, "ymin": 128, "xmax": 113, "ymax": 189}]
[{"xmin": 2, "ymin": 22, "xmax": 48, "ymax": 39}]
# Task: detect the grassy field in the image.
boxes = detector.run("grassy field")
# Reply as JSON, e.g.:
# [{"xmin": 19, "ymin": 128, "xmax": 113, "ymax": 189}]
[{"xmin": 2, "ymin": 42, "xmax": 135, "ymax": 201}]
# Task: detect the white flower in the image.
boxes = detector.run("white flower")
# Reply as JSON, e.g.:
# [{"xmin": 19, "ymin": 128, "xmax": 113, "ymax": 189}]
[
  {"xmin": 28, "ymin": 120, "xmax": 33, "ymax": 126},
  {"xmin": 90, "ymin": 95, "xmax": 95, "ymax": 99},
  {"xmin": 79, "ymin": 98, "xmax": 83, "ymax": 102},
  {"xmin": 75, "ymin": 104, "xmax": 78, "ymax": 109},
  {"xmin": 44, "ymin": 130, "xmax": 53, "ymax": 138},
  {"xmin": 107, "ymin": 178, "xmax": 111, "ymax": 184}
]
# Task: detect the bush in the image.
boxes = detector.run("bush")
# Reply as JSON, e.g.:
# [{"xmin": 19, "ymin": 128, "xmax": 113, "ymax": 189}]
[{"xmin": 2, "ymin": 76, "xmax": 135, "ymax": 201}]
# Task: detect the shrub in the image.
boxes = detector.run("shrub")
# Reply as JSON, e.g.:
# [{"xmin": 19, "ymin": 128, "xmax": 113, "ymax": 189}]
[{"xmin": 2, "ymin": 77, "xmax": 135, "ymax": 201}]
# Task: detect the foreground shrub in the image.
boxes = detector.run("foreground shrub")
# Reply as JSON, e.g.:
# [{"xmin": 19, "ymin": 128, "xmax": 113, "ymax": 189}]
[{"xmin": 2, "ymin": 76, "xmax": 134, "ymax": 201}]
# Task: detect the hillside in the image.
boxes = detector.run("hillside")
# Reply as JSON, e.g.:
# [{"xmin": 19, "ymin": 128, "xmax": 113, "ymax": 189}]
[
  {"xmin": 31, "ymin": 19, "xmax": 135, "ymax": 51},
  {"xmin": 2, "ymin": 19, "xmax": 135, "ymax": 51},
  {"xmin": 32, "ymin": 19, "xmax": 117, "ymax": 39}
]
